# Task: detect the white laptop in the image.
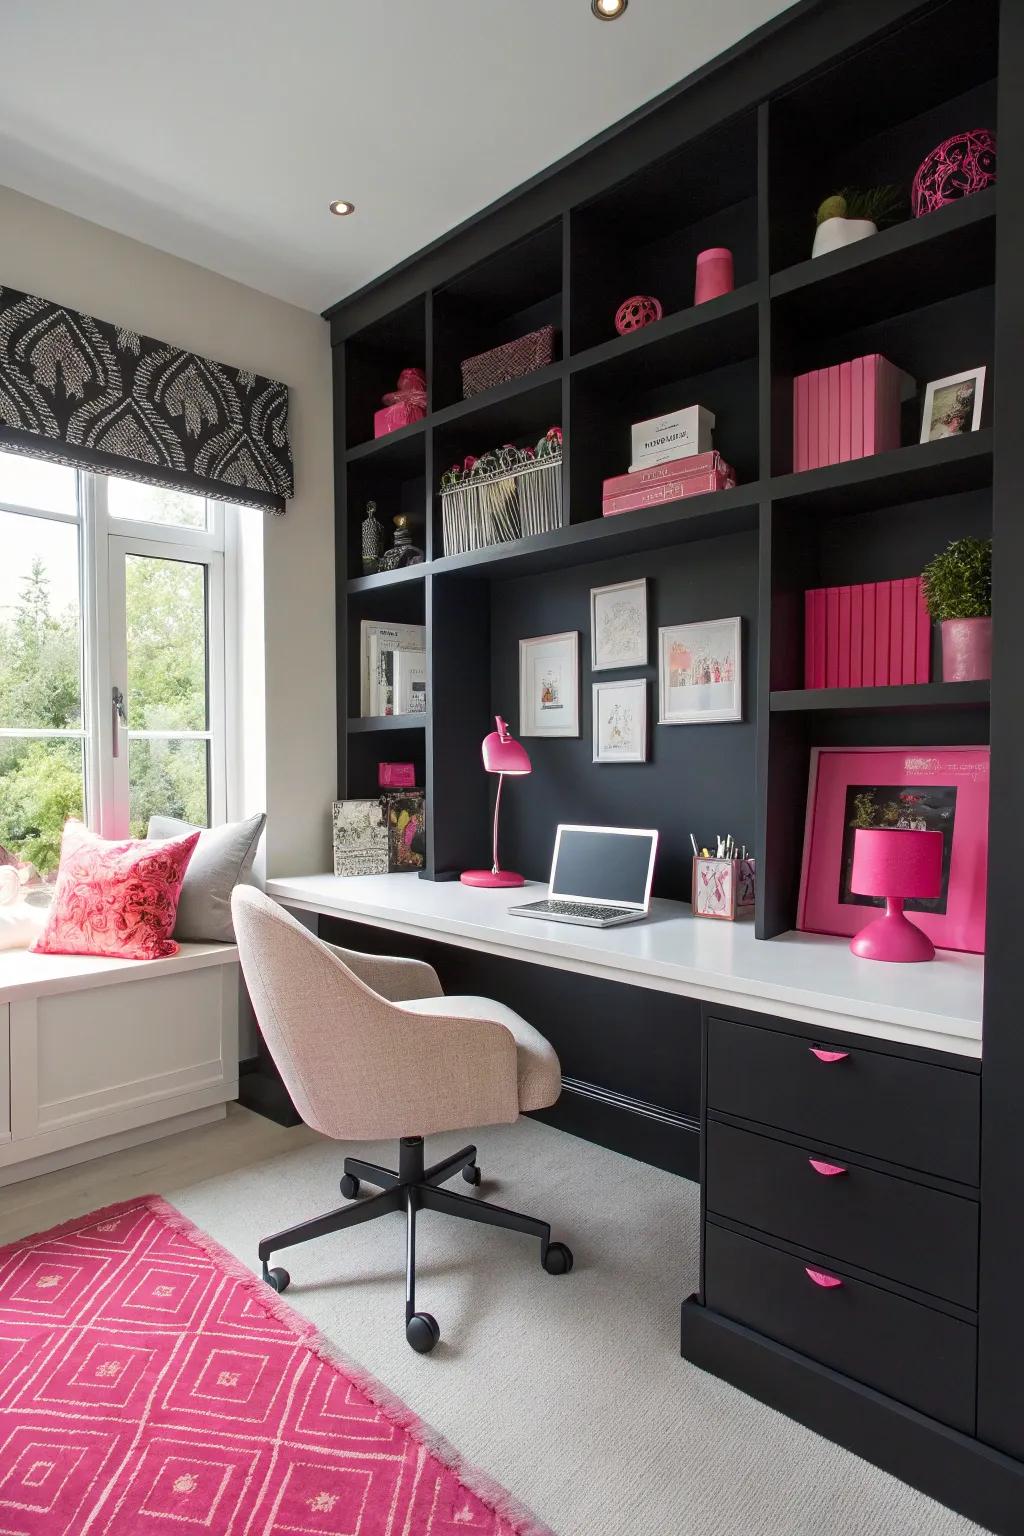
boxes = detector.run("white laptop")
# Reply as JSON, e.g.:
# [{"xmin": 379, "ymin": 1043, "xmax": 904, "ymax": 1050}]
[{"xmin": 510, "ymin": 824, "xmax": 659, "ymax": 928}]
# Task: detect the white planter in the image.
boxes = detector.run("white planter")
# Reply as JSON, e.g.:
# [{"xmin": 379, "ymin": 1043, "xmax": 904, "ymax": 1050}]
[{"xmin": 811, "ymin": 217, "xmax": 878, "ymax": 259}]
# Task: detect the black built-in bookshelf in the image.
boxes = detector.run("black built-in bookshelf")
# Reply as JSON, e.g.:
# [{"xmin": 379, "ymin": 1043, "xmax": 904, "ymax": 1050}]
[{"xmin": 325, "ymin": 0, "xmax": 1024, "ymax": 1524}]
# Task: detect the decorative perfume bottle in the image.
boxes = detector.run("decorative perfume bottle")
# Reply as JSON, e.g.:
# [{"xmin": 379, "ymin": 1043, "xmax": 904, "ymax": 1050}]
[
  {"xmin": 361, "ymin": 501, "xmax": 385, "ymax": 575},
  {"xmin": 377, "ymin": 514, "xmax": 424, "ymax": 571}
]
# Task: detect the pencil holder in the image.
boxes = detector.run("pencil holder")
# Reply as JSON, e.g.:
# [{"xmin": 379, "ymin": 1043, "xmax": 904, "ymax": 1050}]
[{"xmin": 692, "ymin": 857, "xmax": 755, "ymax": 920}]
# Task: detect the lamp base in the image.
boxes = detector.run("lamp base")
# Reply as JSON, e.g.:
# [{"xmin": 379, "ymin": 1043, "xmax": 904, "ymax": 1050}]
[
  {"xmin": 850, "ymin": 899, "xmax": 935, "ymax": 963},
  {"xmin": 460, "ymin": 869, "xmax": 525, "ymax": 889}
]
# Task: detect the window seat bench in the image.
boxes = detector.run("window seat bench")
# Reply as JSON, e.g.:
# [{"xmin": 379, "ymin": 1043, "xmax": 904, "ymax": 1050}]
[{"xmin": 0, "ymin": 942, "xmax": 239, "ymax": 1186}]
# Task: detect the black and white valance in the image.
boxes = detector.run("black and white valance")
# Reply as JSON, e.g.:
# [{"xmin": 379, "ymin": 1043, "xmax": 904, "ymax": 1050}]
[{"xmin": 0, "ymin": 285, "xmax": 293, "ymax": 513}]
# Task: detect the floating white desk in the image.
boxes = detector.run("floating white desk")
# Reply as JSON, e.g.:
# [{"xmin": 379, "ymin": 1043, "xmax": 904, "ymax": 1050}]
[{"xmin": 266, "ymin": 873, "xmax": 983, "ymax": 1058}]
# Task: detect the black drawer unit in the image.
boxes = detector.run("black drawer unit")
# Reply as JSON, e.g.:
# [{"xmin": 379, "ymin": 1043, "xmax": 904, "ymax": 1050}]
[
  {"xmin": 703, "ymin": 1222, "xmax": 977, "ymax": 1434},
  {"xmin": 706, "ymin": 1016, "xmax": 980, "ymax": 1186},
  {"xmin": 705, "ymin": 1118, "xmax": 979, "ymax": 1308}
]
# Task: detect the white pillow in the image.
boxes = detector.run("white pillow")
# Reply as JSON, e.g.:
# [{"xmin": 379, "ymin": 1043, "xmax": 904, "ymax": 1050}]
[{"xmin": 0, "ymin": 902, "xmax": 47, "ymax": 951}]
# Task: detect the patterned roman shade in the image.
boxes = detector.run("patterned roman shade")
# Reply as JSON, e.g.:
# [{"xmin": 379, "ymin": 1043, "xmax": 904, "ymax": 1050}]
[{"xmin": 0, "ymin": 286, "xmax": 293, "ymax": 512}]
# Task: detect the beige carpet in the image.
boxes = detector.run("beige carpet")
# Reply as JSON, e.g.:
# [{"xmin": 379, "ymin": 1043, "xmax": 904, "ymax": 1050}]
[{"xmin": 170, "ymin": 1118, "xmax": 984, "ymax": 1536}]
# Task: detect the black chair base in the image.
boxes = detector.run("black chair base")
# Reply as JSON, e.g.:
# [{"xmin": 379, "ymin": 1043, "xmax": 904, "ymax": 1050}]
[{"xmin": 258, "ymin": 1135, "xmax": 573, "ymax": 1351}]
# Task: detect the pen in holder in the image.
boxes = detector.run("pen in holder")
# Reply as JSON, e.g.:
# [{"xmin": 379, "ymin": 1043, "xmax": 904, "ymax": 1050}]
[{"xmin": 692, "ymin": 856, "xmax": 755, "ymax": 920}]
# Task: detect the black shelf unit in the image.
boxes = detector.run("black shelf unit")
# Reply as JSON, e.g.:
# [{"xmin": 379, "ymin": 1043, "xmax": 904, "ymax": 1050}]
[{"xmin": 325, "ymin": 1, "xmax": 1021, "ymax": 1527}]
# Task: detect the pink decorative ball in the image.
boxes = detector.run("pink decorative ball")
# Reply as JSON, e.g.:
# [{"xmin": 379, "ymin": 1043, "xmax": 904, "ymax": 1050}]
[
  {"xmin": 615, "ymin": 295, "xmax": 663, "ymax": 335},
  {"xmin": 912, "ymin": 129, "xmax": 996, "ymax": 217}
]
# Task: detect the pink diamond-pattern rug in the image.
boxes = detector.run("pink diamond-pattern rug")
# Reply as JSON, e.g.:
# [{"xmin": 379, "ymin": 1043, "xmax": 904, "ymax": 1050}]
[{"xmin": 0, "ymin": 1196, "xmax": 553, "ymax": 1536}]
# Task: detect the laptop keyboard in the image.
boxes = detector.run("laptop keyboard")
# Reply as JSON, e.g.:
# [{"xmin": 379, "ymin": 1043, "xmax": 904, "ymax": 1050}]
[{"xmin": 517, "ymin": 899, "xmax": 637, "ymax": 921}]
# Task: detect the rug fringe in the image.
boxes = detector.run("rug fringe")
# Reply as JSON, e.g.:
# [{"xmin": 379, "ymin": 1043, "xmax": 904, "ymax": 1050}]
[{"xmin": 22, "ymin": 1193, "xmax": 557, "ymax": 1536}]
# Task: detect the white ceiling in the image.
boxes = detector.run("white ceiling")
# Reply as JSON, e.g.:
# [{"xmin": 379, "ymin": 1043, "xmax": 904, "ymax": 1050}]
[{"xmin": 0, "ymin": 0, "xmax": 795, "ymax": 314}]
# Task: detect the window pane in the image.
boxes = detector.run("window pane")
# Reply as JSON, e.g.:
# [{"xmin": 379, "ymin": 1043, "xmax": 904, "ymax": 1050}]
[
  {"xmin": 0, "ymin": 449, "xmax": 76, "ymax": 515},
  {"xmin": 0, "ymin": 737, "xmax": 84, "ymax": 880},
  {"xmin": 108, "ymin": 478, "xmax": 208, "ymax": 530},
  {"xmin": 125, "ymin": 556, "xmax": 207, "ymax": 731},
  {"xmin": 0, "ymin": 510, "xmax": 82, "ymax": 729},
  {"xmin": 128, "ymin": 738, "xmax": 209, "ymax": 836}
]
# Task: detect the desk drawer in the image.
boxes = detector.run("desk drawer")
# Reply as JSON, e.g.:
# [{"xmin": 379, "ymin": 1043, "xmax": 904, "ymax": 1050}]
[
  {"xmin": 704, "ymin": 1222, "xmax": 976, "ymax": 1432},
  {"xmin": 705, "ymin": 1119, "xmax": 978, "ymax": 1308},
  {"xmin": 706, "ymin": 1016, "xmax": 979, "ymax": 1185}
]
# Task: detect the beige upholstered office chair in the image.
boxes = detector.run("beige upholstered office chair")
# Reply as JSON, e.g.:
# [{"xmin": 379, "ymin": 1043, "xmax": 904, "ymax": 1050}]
[{"xmin": 231, "ymin": 886, "xmax": 572, "ymax": 1352}]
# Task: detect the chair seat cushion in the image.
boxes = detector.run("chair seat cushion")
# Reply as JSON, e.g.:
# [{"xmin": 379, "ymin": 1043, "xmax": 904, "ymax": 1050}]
[{"xmin": 399, "ymin": 995, "xmax": 561, "ymax": 1113}]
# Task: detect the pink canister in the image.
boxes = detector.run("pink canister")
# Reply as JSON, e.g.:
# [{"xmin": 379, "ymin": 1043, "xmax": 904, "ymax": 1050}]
[{"xmin": 694, "ymin": 247, "xmax": 734, "ymax": 306}]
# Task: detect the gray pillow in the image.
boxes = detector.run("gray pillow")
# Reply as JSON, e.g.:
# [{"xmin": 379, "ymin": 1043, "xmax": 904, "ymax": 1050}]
[{"xmin": 147, "ymin": 812, "xmax": 266, "ymax": 943}]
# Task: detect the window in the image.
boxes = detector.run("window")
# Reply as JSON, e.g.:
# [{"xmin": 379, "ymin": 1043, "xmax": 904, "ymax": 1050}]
[{"xmin": 0, "ymin": 453, "xmax": 232, "ymax": 878}]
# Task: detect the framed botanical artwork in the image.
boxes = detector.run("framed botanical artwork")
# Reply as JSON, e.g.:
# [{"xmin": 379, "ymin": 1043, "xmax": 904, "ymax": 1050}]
[
  {"xmin": 658, "ymin": 616, "xmax": 741, "ymax": 724},
  {"xmin": 593, "ymin": 678, "xmax": 648, "ymax": 763},
  {"xmin": 590, "ymin": 577, "xmax": 648, "ymax": 670},
  {"xmin": 519, "ymin": 631, "xmax": 579, "ymax": 737},
  {"xmin": 920, "ymin": 366, "xmax": 985, "ymax": 442},
  {"xmin": 797, "ymin": 746, "xmax": 990, "ymax": 953}
]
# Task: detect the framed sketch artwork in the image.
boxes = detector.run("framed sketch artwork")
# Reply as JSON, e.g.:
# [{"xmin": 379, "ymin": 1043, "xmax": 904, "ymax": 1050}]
[
  {"xmin": 593, "ymin": 678, "xmax": 648, "ymax": 763},
  {"xmin": 658, "ymin": 616, "xmax": 742, "ymax": 724},
  {"xmin": 590, "ymin": 578, "xmax": 648, "ymax": 670},
  {"xmin": 519, "ymin": 631, "xmax": 580, "ymax": 737}
]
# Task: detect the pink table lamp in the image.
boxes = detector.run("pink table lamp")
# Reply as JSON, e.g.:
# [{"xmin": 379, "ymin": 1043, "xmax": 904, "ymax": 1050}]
[
  {"xmin": 849, "ymin": 828, "xmax": 944, "ymax": 962},
  {"xmin": 460, "ymin": 716, "xmax": 532, "ymax": 889}
]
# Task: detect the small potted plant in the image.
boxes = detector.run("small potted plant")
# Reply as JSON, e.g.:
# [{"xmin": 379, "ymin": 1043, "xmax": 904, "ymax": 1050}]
[
  {"xmin": 921, "ymin": 536, "xmax": 992, "ymax": 681},
  {"xmin": 812, "ymin": 186, "xmax": 904, "ymax": 259}
]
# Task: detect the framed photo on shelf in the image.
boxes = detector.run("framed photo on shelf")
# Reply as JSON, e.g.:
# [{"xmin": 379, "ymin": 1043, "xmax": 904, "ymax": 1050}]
[
  {"xmin": 519, "ymin": 631, "xmax": 579, "ymax": 737},
  {"xmin": 590, "ymin": 577, "xmax": 648, "ymax": 670},
  {"xmin": 658, "ymin": 616, "xmax": 741, "ymax": 724},
  {"xmin": 920, "ymin": 366, "xmax": 985, "ymax": 443},
  {"xmin": 593, "ymin": 678, "xmax": 648, "ymax": 763},
  {"xmin": 797, "ymin": 745, "xmax": 990, "ymax": 954}
]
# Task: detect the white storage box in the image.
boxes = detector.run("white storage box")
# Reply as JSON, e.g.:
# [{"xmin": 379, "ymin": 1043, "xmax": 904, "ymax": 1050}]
[{"xmin": 630, "ymin": 405, "xmax": 715, "ymax": 470}]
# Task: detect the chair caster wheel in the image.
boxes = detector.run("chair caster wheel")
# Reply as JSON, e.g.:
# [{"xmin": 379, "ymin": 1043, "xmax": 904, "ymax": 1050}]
[
  {"xmin": 406, "ymin": 1312, "xmax": 440, "ymax": 1353},
  {"xmin": 264, "ymin": 1266, "xmax": 290, "ymax": 1294},
  {"xmin": 542, "ymin": 1242, "xmax": 573, "ymax": 1276},
  {"xmin": 340, "ymin": 1173, "xmax": 360, "ymax": 1199},
  {"xmin": 462, "ymin": 1162, "xmax": 481, "ymax": 1186}
]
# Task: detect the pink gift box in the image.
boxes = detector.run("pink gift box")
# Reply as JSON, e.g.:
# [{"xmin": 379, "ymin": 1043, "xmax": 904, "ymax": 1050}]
[{"xmin": 374, "ymin": 401, "xmax": 425, "ymax": 439}]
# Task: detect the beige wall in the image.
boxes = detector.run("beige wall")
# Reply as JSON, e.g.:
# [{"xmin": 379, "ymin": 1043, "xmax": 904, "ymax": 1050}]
[{"xmin": 0, "ymin": 184, "xmax": 336, "ymax": 876}]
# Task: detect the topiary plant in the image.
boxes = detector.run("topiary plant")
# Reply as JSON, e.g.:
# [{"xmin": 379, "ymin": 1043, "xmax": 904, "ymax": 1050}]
[
  {"xmin": 921, "ymin": 536, "xmax": 992, "ymax": 621},
  {"xmin": 814, "ymin": 186, "xmax": 905, "ymax": 227}
]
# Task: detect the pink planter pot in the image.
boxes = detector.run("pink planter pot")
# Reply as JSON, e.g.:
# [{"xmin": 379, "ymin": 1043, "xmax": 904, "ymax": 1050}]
[
  {"xmin": 941, "ymin": 617, "xmax": 992, "ymax": 681},
  {"xmin": 694, "ymin": 248, "xmax": 734, "ymax": 305}
]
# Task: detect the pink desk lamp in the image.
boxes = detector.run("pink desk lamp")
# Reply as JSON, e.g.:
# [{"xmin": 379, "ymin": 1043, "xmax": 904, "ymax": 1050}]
[
  {"xmin": 849, "ymin": 828, "xmax": 943, "ymax": 962},
  {"xmin": 460, "ymin": 716, "xmax": 532, "ymax": 889}
]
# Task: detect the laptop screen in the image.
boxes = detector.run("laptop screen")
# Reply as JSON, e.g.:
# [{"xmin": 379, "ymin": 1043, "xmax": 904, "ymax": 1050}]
[{"xmin": 550, "ymin": 826, "xmax": 658, "ymax": 908}]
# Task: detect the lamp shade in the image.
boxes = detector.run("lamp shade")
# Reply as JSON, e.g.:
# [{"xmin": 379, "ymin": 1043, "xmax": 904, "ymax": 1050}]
[
  {"xmin": 851, "ymin": 828, "xmax": 943, "ymax": 900},
  {"xmin": 481, "ymin": 716, "xmax": 531, "ymax": 776}
]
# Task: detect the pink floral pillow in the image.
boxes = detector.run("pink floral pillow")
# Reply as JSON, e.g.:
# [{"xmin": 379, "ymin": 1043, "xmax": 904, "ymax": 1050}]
[{"xmin": 31, "ymin": 819, "xmax": 200, "ymax": 960}]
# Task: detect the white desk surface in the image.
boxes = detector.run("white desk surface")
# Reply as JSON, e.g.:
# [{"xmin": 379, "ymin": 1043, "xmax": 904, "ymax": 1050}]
[{"xmin": 265, "ymin": 873, "xmax": 984, "ymax": 1059}]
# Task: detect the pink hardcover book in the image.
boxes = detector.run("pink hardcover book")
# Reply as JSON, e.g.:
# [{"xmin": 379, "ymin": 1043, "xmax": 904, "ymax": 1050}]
[
  {"xmin": 601, "ymin": 471, "xmax": 733, "ymax": 516},
  {"xmin": 804, "ymin": 369, "xmax": 817, "ymax": 470},
  {"xmin": 874, "ymin": 581, "xmax": 891, "ymax": 685},
  {"xmin": 825, "ymin": 586, "xmax": 840, "ymax": 688},
  {"xmin": 850, "ymin": 584, "xmax": 863, "ymax": 686},
  {"xmin": 814, "ymin": 588, "xmax": 827, "ymax": 687},
  {"xmin": 851, "ymin": 355, "xmax": 864, "ymax": 460},
  {"xmin": 862, "ymin": 354, "xmax": 879, "ymax": 455},
  {"xmin": 838, "ymin": 586, "xmax": 851, "ymax": 687},
  {"xmin": 828, "ymin": 365, "xmax": 842, "ymax": 467},
  {"xmin": 889, "ymin": 577, "xmax": 904, "ymax": 686},
  {"xmin": 902, "ymin": 579, "xmax": 919, "ymax": 683},
  {"xmin": 839, "ymin": 361, "xmax": 852, "ymax": 462},
  {"xmin": 818, "ymin": 366, "xmax": 830, "ymax": 470},
  {"xmin": 916, "ymin": 580, "xmax": 931, "ymax": 683},
  {"xmin": 793, "ymin": 373, "xmax": 805, "ymax": 472},
  {"xmin": 862, "ymin": 582, "xmax": 876, "ymax": 684},
  {"xmin": 602, "ymin": 451, "xmax": 728, "ymax": 498}
]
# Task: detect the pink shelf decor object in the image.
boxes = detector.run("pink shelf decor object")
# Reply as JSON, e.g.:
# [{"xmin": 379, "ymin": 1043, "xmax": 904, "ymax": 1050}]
[
  {"xmin": 378, "ymin": 761, "xmax": 416, "ymax": 789},
  {"xmin": 803, "ymin": 577, "xmax": 929, "ymax": 689},
  {"xmin": 373, "ymin": 366, "xmax": 427, "ymax": 438},
  {"xmin": 848, "ymin": 827, "xmax": 944, "ymax": 962},
  {"xmin": 694, "ymin": 247, "xmax": 734, "ymax": 305},
  {"xmin": 793, "ymin": 355, "xmax": 908, "ymax": 471},
  {"xmin": 912, "ymin": 129, "xmax": 996, "ymax": 217},
  {"xmin": 460, "ymin": 324, "xmax": 556, "ymax": 399},
  {"xmin": 614, "ymin": 295, "xmax": 663, "ymax": 335},
  {"xmin": 460, "ymin": 716, "xmax": 532, "ymax": 889}
]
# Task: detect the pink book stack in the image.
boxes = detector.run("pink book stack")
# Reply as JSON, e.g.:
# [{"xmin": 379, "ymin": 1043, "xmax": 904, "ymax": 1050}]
[
  {"xmin": 602, "ymin": 451, "xmax": 736, "ymax": 517},
  {"xmin": 792, "ymin": 354, "xmax": 907, "ymax": 472},
  {"xmin": 804, "ymin": 577, "xmax": 930, "ymax": 689}
]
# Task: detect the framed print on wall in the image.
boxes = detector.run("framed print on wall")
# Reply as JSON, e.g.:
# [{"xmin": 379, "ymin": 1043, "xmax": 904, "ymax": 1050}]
[
  {"xmin": 658, "ymin": 616, "xmax": 741, "ymax": 724},
  {"xmin": 797, "ymin": 745, "xmax": 990, "ymax": 953},
  {"xmin": 920, "ymin": 366, "xmax": 985, "ymax": 442},
  {"xmin": 519, "ymin": 631, "xmax": 579, "ymax": 737},
  {"xmin": 591, "ymin": 577, "xmax": 648, "ymax": 670},
  {"xmin": 593, "ymin": 678, "xmax": 648, "ymax": 763}
]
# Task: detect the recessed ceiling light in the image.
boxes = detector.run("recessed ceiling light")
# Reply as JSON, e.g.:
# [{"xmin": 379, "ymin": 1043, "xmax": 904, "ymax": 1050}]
[
  {"xmin": 591, "ymin": 0, "xmax": 627, "ymax": 17},
  {"xmin": 329, "ymin": 199, "xmax": 355, "ymax": 217}
]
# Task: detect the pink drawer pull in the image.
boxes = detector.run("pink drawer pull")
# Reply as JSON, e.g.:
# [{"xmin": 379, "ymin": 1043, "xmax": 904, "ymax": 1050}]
[
  {"xmin": 808, "ymin": 1158, "xmax": 848, "ymax": 1177},
  {"xmin": 809, "ymin": 1047, "xmax": 849, "ymax": 1063},
  {"xmin": 805, "ymin": 1267, "xmax": 843, "ymax": 1289}
]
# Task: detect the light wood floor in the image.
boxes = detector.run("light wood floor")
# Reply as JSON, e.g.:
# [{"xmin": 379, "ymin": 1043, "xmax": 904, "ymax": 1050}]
[{"xmin": 0, "ymin": 1105, "xmax": 323, "ymax": 1245}]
